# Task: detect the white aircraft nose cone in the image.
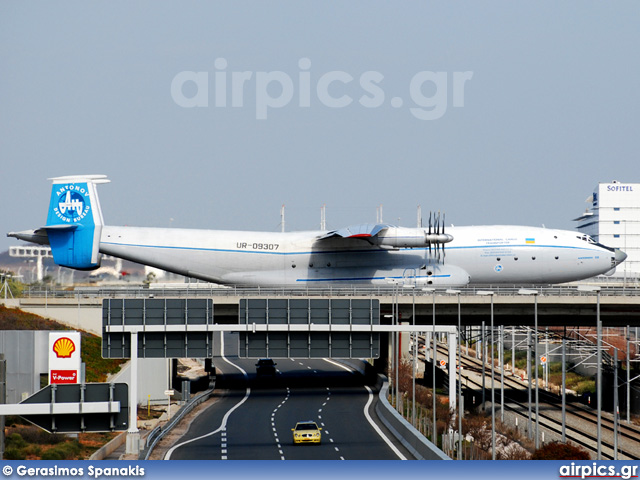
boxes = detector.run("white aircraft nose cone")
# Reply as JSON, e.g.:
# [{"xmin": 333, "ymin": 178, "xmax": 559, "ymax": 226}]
[{"xmin": 615, "ymin": 249, "xmax": 628, "ymax": 265}]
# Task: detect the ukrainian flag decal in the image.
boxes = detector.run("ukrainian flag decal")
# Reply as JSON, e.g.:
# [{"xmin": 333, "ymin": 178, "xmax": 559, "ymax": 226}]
[{"xmin": 525, "ymin": 238, "xmax": 535, "ymax": 244}]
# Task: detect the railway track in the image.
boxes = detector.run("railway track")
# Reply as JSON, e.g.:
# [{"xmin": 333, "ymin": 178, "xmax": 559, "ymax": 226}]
[{"xmin": 429, "ymin": 343, "xmax": 640, "ymax": 460}]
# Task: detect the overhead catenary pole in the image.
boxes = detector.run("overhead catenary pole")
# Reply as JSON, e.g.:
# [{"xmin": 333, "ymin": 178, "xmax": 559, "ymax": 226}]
[
  {"xmin": 527, "ymin": 328, "xmax": 532, "ymax": 439},
  {"xmin": 562, "ymin": 337, "xmax": 566, "ymax": 442},
  {"xmin": 1, "ymin": 354, "xmax": 5, "ymax": 460},
  {"xmin": 481, "ymin": 319, "xmax": 486, "ymax": 412},
  {"xmin": 423, "ymin": 287, "xmax": 437, "ymax": 445},
  {"xmin": 410, "ymin": 285, "xmax": 416, "ymax": 426},
  {"xmin": 596, "ymin": 289, "xmax": 602, "ymax": 460},
  {"xmin": 519, "ymin": 289, "xmax": 538, "ymax": 444},
  {"xmin": 500, "ymin": 324, "xmax": 505, "ymax": 423},
  {"xmin": 577, "ymin": 285, "xmax": 602, "ymax": 458},
  {"xmin": 432, "ymin": 290, "xmax": 437, "ymax": 444},
  {"xmin": 614, "ymin": 348, "xmax": 619, "ymax": 460},
  {"xmin": 534, "ymin": 293, "xmax": 539, "ymax": 449},
  {"xmin": 477, "ymin": 290, "xmax": 495, "ymax": 459},
  {"xmin": 627, "ymin": 326, "xmax": 631, "ymax": 424}
]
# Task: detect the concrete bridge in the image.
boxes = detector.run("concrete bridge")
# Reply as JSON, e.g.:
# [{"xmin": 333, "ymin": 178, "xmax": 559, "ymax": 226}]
[{"xmin": 2, "ymin": 285, "xmax": 640, "ymax": 333}]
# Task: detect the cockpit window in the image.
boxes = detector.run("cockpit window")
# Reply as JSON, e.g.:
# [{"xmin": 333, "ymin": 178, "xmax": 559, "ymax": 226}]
[{"xmin": 576, "ymin": 234, "xmax": 596, "ymax": 244}]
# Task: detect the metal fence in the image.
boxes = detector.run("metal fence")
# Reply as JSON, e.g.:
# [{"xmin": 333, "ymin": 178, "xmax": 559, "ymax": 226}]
[{"xmin": 19, "ymin": 282, "xmax": 640, "ymax": 300}]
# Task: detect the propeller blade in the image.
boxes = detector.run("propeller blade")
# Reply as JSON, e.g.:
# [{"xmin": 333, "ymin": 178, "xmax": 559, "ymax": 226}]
[{"xmin": 442, "ymin": 213, "xmax": 446, "ymax": 263}]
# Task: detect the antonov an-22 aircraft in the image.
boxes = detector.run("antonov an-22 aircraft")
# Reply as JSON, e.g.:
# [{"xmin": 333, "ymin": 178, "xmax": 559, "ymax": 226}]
[{"xmin": 8, "ymin": 175, "xmax": 627, "ymax": 287}]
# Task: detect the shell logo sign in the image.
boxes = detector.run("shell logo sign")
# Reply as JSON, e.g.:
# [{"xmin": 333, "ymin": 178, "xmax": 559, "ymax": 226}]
[
  {"xmin": 49, "ymin": 332, "xmax": 81, "ymax": 384},
  {"xmin": 53, "ymin": 337, "xmax": 76, "ymax": 358}
]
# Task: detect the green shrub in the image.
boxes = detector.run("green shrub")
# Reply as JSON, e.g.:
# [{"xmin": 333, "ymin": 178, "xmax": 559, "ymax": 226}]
[
  {"xmin": 6, "ymin": 433, "xmax": 27, "ymax": 449},
  {"xmin": 41, "ymin": 440, "xmax": 82, "ymax": 460},
  {"xmin": 41, "ymin": 448, "xmax": 65, "ymax": 460},
  {"xmin": 3, "ymin": 447, "xmax": 26, "ymax": 460}
]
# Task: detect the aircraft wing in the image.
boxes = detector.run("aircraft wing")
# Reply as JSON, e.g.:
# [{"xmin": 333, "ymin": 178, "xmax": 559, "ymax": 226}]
[{"xmin": 318, "ymin": 223, "xmax": 390, "ymax": 241}]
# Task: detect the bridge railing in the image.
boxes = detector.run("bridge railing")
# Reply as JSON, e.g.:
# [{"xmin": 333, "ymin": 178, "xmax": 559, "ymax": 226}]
[{"xmin": 19, "ymin": 283, "xmax": 640, "ymax": 299}]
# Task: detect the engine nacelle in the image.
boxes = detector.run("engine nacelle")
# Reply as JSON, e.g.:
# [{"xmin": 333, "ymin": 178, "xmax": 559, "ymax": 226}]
[{"xmin": 373, "ymin": 227, "xmax": 453, "ymax": 248}]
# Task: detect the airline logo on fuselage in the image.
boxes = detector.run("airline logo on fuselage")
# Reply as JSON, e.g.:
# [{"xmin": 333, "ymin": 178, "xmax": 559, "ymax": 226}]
[{"xmin": 53, "ymin": 184, "xmax": 90, "ymax": 223}]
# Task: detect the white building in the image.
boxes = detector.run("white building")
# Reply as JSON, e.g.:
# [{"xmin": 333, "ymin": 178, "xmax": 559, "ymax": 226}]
[{"xmin": 574, "ymin": 181, "xmax": 640, "ymax": 281}]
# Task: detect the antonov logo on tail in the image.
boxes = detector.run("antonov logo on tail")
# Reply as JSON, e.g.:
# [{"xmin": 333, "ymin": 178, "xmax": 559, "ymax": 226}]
[{"xmin": 54, "ymin": 188, "xmax": 90, "ymax": 222}]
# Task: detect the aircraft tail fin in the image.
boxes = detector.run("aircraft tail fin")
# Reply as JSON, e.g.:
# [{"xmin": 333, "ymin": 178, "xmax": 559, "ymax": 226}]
[{"xmin": 45, "ymin": 175, "xmax": 110, "ymax": 270}]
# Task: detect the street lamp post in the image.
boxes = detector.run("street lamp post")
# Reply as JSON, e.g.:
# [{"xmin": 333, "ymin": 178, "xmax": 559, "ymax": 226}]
[{"xmin": 477, "ymin": 290, "xmax": 495, "ymax": 459}]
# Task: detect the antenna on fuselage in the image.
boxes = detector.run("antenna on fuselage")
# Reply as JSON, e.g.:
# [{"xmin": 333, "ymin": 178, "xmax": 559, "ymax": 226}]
[{"xmin": 280, "ymin": 204, "xmax": 285, "ymax": 233}]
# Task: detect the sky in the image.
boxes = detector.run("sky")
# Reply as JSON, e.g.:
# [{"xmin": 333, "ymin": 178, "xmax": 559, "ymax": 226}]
[{"xmin": 1, "ymin": 2, "xmax": 639, "ymax": 253}]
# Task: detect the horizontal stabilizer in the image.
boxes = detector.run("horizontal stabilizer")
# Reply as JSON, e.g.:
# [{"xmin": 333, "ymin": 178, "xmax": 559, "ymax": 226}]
[{"xmin": 43, "ymin": 224, "xmax": 79, "ymax": 231}]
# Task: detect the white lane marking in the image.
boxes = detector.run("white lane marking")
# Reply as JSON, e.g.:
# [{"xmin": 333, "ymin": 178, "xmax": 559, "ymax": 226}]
[
  {"xmin": 364, "ymin": 385, "xmax": 406, "ymax": 460},
  {"xmin": 164, "ymin": 332, "xmax": 250, "ymax": 460},
  {"xmin": 323, "ymin": 358, "xmax": 355, "ymax": 373},
  {"xmin": 271, "ymin": 385, "xmax": 292, "ymax": 460}
]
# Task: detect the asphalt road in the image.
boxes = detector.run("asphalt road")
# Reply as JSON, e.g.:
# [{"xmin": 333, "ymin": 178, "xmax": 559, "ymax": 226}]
[{"xmin": 165, "ymin": 332, "xmax": 410, "ymax": 460}]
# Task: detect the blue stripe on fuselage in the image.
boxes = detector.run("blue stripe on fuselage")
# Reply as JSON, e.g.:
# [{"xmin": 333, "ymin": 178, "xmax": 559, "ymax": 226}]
[{"xmin": 101, "ymin": 241, "xmax": 604, "ymax": 257}]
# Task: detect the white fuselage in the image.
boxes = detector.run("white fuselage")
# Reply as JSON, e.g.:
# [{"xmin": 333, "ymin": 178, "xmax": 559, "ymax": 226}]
[{"xmin": 99, "ymin": 225, "xmax": 618, "ymax": 286}]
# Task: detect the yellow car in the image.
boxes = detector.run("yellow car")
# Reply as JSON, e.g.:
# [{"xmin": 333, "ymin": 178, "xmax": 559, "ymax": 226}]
[{"xmin": 292, "ymin": 421, "xmax": 322, "ymax": 445}]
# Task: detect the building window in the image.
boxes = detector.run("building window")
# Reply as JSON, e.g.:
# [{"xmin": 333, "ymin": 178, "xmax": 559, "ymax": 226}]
[
  {"xmin": 614, "ymin": 207, "xmax": 620, "ymax": 211},
  {"xmin": 614, "ymin": 234, "xmax": 620, "ymax": 238},
  {"xmin": 614, "ymin": 221, "xmax": 620, "ymax": 225}
]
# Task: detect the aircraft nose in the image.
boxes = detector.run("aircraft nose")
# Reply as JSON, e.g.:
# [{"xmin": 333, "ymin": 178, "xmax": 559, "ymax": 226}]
[{"xmin": 614, "ymin": 249, "xmax": 628, "ymax": 265}]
